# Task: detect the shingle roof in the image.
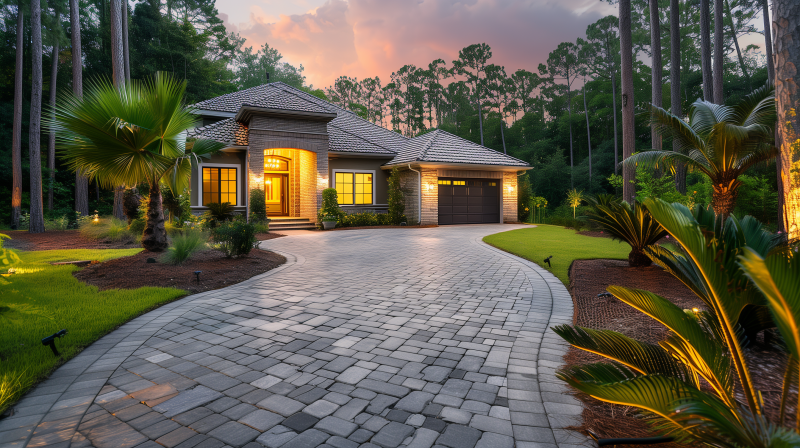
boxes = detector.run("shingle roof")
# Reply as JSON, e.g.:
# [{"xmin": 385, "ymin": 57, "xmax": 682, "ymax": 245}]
[
  {"xmin": 191, "ymin": 84, "xmax": 330, "ymax": 114},
  {"xmin": 388, "ymin": 130, "xmax": 529, "ymax": 167},
  {"xmin": 186, "ymin": 118, "xmax": 248, "ymax": 146}
]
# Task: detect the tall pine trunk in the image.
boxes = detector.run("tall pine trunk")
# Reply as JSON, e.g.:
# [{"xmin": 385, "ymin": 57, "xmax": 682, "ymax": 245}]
[
  {"xmin": 11, "ymin": 6, "xmax": 23, "ymax": 229},
  {"xmin": 567, "ymin": 75, "xmax": 574, "ymax": 188},
  {"xmin": 701, "ymin": 0, "xmax": 714, "ymax": 101},
  {"xmin": 142, "ymin": 182, "xmax": 168, "ymax": 251},
  {"xmin": 714, "ymin": 0, "xmax": 725, "ymax": 104},
  {"xmin": 47, "ymin": 15, "xmax": 60, "ymax": 212},
  {"xmin": 620, "ymin": 0, "xmax": 636, "ymax": 204},
  {"xmin": 773, "ymin": 0, "xmax": 800, "ymax": 240},
  {"xmin": 762, "ymin": 0, "xmax": 782, "ymax": 233},
  {"xmin": 671, "ymin": 0, "xmax": 686, "ymax": 193},
  {"xmin": 71, "ymin": 0, "xmax": 89, "ymax": 215},
  {"xmin": 608, "ymin": 35, "xmax": 619, "ymax": 175},
  {"xmin": 29, "ymin": 0, "xmax": 45, "ymax": 233},
  {"xmin": 122, "ymin": 0, "xmax": 130, "ymax": 81},
  {"xmin": 650, "ymin": 0, "xmax": 663, "ymax": 156},
  {"xmin": 110, "ymin": 0, "xmax": 126, "ymax": 221},
  {"xmin": 724, "ymin": 0, "xmax": 751, "ymax": 92},
  {"xmin": 583, "ymin": 81, "xmax": 592, "ymax": 186}
]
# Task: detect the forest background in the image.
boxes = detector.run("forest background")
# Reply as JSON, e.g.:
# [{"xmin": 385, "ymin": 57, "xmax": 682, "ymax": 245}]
[{"xmin": 0, "ymin": 0, "xmax": 780, "ymax": 227}]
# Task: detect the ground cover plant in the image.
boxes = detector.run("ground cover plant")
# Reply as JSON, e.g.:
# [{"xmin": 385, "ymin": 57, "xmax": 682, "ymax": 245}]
[
  {"xmin": 0, "ymin": 245, "xmax": 185, "ymax": 414},
  {"xmin": 483, "ymin": 225, "xmax": 630, "ymax": 284}
]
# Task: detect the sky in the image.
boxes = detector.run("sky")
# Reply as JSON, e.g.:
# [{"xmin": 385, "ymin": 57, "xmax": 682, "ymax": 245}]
[{"xmin": 216, "ymin": 0, "xmax": 618, "ymax": 89}]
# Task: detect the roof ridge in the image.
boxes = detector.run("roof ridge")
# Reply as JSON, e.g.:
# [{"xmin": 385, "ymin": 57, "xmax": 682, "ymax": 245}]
[
  {"xmin": 434, "ymin": 129, "xmax": 527, "ymax": 164},
  {"xmin": 417, "ymin": 130, "xmax": 440, "ymax": 162}
]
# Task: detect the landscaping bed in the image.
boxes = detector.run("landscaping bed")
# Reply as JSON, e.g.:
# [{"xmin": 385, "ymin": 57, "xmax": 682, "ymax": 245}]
[
  {"xmin": 2, "ymin": 229, "xmax": 138, "ymax": 250},
  {"xmin": 566, "ymin": 259, "xmax": 792, "ymax": 444},
  {"xmin": 74, "ymin": 248, "xmax": 286, "ymax": 294}
]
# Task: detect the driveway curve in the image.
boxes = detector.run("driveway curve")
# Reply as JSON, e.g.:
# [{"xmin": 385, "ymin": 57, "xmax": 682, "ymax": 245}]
[{"xmin": 1, "ymin": 225, "xmax": 588, "ymax": 448}]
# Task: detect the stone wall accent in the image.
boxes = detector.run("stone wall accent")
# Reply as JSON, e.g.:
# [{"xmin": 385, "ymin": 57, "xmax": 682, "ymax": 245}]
[
  {"xmin": 503, "ymin": 171, "xmax": 519, "ymax": 223},
  {"xmin": 420, "ymin": 168, "xmax": 439, "ymax": 225},
  {"xmin": 399, "ymin": 169, "xmax": 420, "ymax": 225}
]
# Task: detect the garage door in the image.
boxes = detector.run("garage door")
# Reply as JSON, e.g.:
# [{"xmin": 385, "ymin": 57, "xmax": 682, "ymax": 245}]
[{"xmin": 438, "ymin": 178, "xmax": 500, "ymax": 225}]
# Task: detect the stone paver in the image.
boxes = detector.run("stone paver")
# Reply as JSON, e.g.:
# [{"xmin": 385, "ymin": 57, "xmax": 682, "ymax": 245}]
[{"xmin": 6, "ymin": 226, "xmax": 587, "ymax": 448}]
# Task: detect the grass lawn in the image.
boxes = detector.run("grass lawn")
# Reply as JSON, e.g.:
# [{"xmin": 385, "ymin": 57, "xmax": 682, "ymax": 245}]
[
  {"xmin": 483, "ymin": 225, "xmax": 631, "ymax": 285},
  {"xmin": 0, "ymin": 247, "xmax": 186, "ymax": 413}
]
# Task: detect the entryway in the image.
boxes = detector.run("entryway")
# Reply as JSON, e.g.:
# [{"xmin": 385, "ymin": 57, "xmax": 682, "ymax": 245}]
[{"xmin": 264, "ymin": 173, "xmax": 289, "ymax": 216}]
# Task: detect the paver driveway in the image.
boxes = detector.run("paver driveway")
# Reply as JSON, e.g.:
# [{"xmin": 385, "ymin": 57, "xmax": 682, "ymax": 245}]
[{"xmin": 1, "ymin": 225, "xmax": 588, "ymax": 448}]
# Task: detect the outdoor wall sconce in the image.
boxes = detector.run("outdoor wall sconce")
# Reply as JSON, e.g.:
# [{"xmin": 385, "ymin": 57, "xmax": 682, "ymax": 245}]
[
  {"xmin": 544, "ymin": 255, "xmax": 552, "ymax": 268},
  {"xmin": 42, "ymin": 329, "xmax": 67, "ymax": 357},
  {"xmin": 426, "ymin": 183, "xmax": 434, "ymax": 191}
]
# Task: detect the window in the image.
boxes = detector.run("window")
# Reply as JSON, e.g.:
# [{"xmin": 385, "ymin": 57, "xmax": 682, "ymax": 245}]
[
  {"xmin": 202, "ymin": 167, "xmax": 237, "ymax": 205},
  {"xmin": 438, "ymin": 180, "xmax": 451, "ymax": 185},
  {"xmin": 453, "ymin": 180, "xmax": 466, "ymax": 186},
  {"xmin": 334, "ymin": 171, "xmax": 373, "ymax": 205}
]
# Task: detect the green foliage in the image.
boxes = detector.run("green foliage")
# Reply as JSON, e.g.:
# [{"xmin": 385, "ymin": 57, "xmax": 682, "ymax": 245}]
[
  {"xmin": 162, "ymin": 229, "xmax": 208, "ymax": 265},
  {"xmin": 79, "ymin": 217, "xmax": 135, "ymax": 243},
  {"xmin": 211, "ymin": 221, "xmax": 257, "ymax": 258},
  {"xmin": 566, "ymin": 189, "xmax": 584, "ymax": 218},
  {"xmin": 517, "ymin": 173, "xmax": 533, "ymax": 221},
  {"xmin": 555, "ymin": 200, "xmax": 798, "ymax": 446},
  {"xmin": 318, "ymin": 188, "xmax": 344, "ymax": 226},
  {"xmin": 587, "ymin": 199, "xmax": 667, "ymax": 267},
  {"xmin": 128, "ymin": 218, "xmax": 146, "ymax": 235},
  {"xmin": 387, "ymin": 168, "xmax": 406, "ymax": 225},
  {"xmin": 203, "ymin": 202, "xmax": 234, "ymax": 229},
  {"xmin": 339, "ymin": 212, "xmax": 393, "ymax": 227},
  {"xmin": 0, "ymin": 248, "xmax": 182, "ymax": 415},
  {"xmin": 249, "ymin": 189, "xmax": 268, "ymax": 223},
  {"xmin": 529, "ymin": 196, "xmax": 548, "ymax": 223},
  {"xmin": 122, "ymin": 188, "xmax": 142, "ymax": 223},
  {"xmin": 734, "ymin": 175, "xmax": 780, "ymax": 227}
]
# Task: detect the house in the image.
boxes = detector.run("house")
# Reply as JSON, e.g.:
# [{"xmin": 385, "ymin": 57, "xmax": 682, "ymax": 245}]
[{"xmin": 186, "ymin": 82, "xmax": 530, "ymax": 227}]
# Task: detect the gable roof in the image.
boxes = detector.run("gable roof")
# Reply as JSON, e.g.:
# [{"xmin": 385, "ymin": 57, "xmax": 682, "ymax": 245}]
[
  {"xmin": 388, "ymin": 130, "xmax": 528, "ymax": 167},
  {"xmin": 186, "ymin": 118, "xmax": 248, "ymax": 146}
]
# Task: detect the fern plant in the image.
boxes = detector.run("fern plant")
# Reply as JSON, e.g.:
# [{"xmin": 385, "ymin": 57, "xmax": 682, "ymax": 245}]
[
  {"xmin": 554, "ymin": 199, "xmax": 799, "ymax": 446},
  {"xmin": 586, "ymin": 198, "xmax": 667, "ymax": 267}
]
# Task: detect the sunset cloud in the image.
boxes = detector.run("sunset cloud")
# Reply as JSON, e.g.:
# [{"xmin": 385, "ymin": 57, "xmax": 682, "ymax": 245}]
[{"xmin": 220, "ymin": 0, "xmax": 616, "ymax": 88}]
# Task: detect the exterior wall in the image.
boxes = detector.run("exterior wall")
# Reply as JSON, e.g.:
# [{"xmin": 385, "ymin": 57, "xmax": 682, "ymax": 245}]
[
  {"xmin": 328, "ymin": 157, "xmax": 392, "ymax": 211},
  {"xmin": 420, "ymin": 168, "xmax": 439, "ymax": 225},
  {"xmin": 190, "ymin": 150, "xmax": 247, "ymax": 213},
  {"xmin": 503, "ymin": 172, "xmax": 519, "ymax": 223},
  {"xmin": 247, "ymin": 129, "xmax": 329, "ymax": 221},
  {"xmin": 399, "ymin": 169, "xmax": 420, "ymax": 225}
]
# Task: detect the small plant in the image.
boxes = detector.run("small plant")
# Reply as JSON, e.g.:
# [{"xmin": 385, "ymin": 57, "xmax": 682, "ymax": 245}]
[
  {"xmin": 202, "ymin": 202, "xmax": 234, "ymax": 229},
  {"xmin": 317, "ymin": 188, "xmax": 344, "ymax": 225},
  {"xmin": 249, "ymin": 188, "xmax": 268, "ymax": 223},
  {"xmin": 211, "ymin": 221, "xmax": 257, "ymax": 258},
  {"xmin": 44, "ymin": 215, "xmax": 70, "ymax": 231},
  {"xmin": 586, "ymin": 198, "xmax": 666, "ymax": 267},
  {"xmin": 162, "ymin": 228, "xmax": 207, "ymax": 265},
  {"xmin": 0, "ymin": 371, "xmax": 32, "ymax": 417},
  {"xmin": 251, "ymin": 220, "xmax": 270, "ymax": 234},
  {"xmin": 387, "ymin": 168, "xmax": 406, "ymax": 225},
  {"xmin": 566, "ymin": 189, "xmax": 584, "ymax": 219}
]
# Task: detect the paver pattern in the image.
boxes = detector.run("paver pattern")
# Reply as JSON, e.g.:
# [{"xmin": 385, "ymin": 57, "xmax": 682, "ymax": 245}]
[{"xmin": 0, "ymin": 225, "xmax": 588, "ymax": 448}]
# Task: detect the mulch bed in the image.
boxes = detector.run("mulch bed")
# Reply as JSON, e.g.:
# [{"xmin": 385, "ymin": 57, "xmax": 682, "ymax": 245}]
[
  {"xmin": 566, "ymin": 258, "xmax": 792, "ymax": 444},
  {"xmin": 2, "ymin": 230, "xmax": 139, "ymax": 250},
  {"xmin": 74, "ymin": 248, "xmax": 286, "ymax": 294}
]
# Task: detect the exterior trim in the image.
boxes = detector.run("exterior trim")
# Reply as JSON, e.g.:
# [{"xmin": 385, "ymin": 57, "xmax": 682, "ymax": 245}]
[
  {"xmin": 236, "ymin": 105, "xmax": 337, "ymax": 123},
  {"xmin": 195, "ymin": 162, "xmax": 243, "ymax": 207},
  {"xmin": 331, "ymin": 169, "xmax": 377, "ymax": 206},
  {"xmin": 193, "ymin": 109, "xmax": 236, "ymax": 118},
  {"xmin": 329, "ymin": 152, "xmax": 396, "ymax": 159},
  {"xmin": 382, "ymin": 161, "xmax": 531, "ymax": 171}
]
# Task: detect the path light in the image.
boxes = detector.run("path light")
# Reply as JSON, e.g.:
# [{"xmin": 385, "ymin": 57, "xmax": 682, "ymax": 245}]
[
  {"xmin": 194, "ymin": 271, "xmax": 202, "ymax": 283},
  {"xmin": 597, "ymin": 292, "xmax": 613, "ymax": 299},
  {"xmin": 42, "ymin": 329, "xmax": 67, "ymax": 357},
  {"xmin": 692, "ymin": 307, "xmax": 700, "ymax": 315},
  {"xmin": 544, "ymin": 256, "xmax": 552, "ymax": 268}
]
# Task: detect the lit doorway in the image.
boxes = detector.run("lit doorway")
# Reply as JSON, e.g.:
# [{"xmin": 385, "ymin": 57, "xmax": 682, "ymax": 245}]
[{"xmin": 264, "ymin": 156, "xmax": 290, "ymax": 216}]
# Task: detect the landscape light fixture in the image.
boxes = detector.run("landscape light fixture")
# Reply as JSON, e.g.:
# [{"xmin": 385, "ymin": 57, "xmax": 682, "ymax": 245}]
[
  {"xmin": 544, "ymin": 256, "xmax": 553, "ymax": 268},
  {"xmin": 42, "ymin": 329, "xmax": 67, "ymax": 357},
  {"xmin": 194, "ymin": 271, "xmax": 202, "ymax": 283},
  {"xmin": 597, "ymin": 292, "xmax": 613, "ymax": 299}
]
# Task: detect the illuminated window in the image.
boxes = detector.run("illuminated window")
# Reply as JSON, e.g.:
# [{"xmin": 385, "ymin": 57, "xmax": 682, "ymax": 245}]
[
  {"xmin": 453, "ymin": 180, "xmax": 466, "ymax": 186},
  {"xmin": 202, "ymin": 167, "xmax": 237, "ymax": 205},
  {"xmin": 264, "ymin": 157, "xmax": 289, "ymax": 171},
  {"xmin": 438, "ymin": 180, "xmax": 451, "ymax": 185},
  {"xmin": 335, "ymin": 171, "xmax": 373, "ymax": 205},
  {"xmin": 488, "ymin": 182, "xmax": 497, "ymax": 186}
]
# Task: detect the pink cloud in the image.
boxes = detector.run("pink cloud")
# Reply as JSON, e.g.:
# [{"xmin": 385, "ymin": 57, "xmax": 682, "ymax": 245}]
[{"xmin": 229, "ymin": 0, "xmax": 614, "ymax": 88}]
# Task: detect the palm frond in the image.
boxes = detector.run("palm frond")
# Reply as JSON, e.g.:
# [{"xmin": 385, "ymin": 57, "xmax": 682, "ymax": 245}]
[{"xmin": 732, "ymin": 83, "xmax": 776, "ymax": 128}]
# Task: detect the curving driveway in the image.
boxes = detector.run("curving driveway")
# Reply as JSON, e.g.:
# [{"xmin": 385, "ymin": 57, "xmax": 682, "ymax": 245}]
[{"xmin": 0, "ymin": 225, "xmax": 588, "ymax": 448}]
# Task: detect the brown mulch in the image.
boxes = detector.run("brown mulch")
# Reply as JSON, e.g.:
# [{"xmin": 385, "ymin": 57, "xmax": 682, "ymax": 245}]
[
  {"xmin": 74, "ymin": 248, "xmax": 286, "ymax": 294},
  {"xmin": 566, "ymin": 259, "xmax": 792, "ymax": 444},
  {"xmin": 2, "ymin": 230, "xmax": 139, "ymax": 250}
]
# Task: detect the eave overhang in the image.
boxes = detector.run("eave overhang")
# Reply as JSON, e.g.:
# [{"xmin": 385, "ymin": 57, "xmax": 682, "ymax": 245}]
[{"xmin": 235, "ymin": 105, "xmax": 338, "ymax": 124}]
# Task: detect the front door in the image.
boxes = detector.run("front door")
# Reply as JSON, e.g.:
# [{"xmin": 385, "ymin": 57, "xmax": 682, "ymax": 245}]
[{"xmin": 264, "ymin": 174, "xmax": 289, "ymax": 216}]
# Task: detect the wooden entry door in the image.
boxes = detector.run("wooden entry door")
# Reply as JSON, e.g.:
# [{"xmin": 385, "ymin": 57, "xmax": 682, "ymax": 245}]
[{"xmin": 264, "ymin": 174, "xmax": 289, "ymax": 216}]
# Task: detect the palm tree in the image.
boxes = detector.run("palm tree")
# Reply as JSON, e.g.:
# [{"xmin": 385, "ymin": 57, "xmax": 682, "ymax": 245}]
[
  {"xmin": 587, "ymin": 198, "xmax": 666, "ymax": 267},
  {"xmin": 624, "ymin": 85, "xmax": 777, "ymax": 218},
  {"xmin": 11, "ymin": 1, "xmax": 24, "ymax": 229},
  {"xmin": 29, "ymin": 0, "xmax": 45, "ymax": 233},
  {"xmin": 49, "ymin": 74, "xmax": 225, "ymax": 251},
  {"xmin": 70, "ymin": 0, "xmax": 88, "ymax": 216},
  {"xmin": 619, "ymin": 0, "xmax": 636, "ymax": 203},
  {"xmin": 773, "ymin": 0, "xmax": 800, "ymax": 241},
  {"xmin": 110, "ymin": 0, "xmax": 126, "ymax": 221},
  {"xmin": 566, "ymin": 188, "xmax": 584, "ymax": 218}
]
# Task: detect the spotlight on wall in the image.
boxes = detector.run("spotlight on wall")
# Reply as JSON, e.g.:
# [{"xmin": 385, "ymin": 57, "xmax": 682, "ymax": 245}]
[{"xmin": 426, "ymin": 183, "xmax": 434, "ymax": 191}]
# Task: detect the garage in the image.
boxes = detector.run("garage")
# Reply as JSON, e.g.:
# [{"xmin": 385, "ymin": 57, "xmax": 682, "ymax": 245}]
[{"xmin": 437, "ymin": 178, "xmax": 500, "ymax": 225}]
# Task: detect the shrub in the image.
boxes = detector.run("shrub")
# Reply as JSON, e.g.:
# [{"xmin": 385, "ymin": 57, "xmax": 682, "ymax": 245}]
[
  {"xmin": 339, "ymin": 211, "xmax": 391, "ymax": 227},
  {"xmin": 212, "ymin": 221, "xmax": 257, "ymax": 258},
  {"xmin": 586, "ymin": 198, "xmax": 666, "ymax": 267},
  {"xmin": 249, "ymin": 189, "xmax": 268, "ymax": 223},
  {"xmin": 44, "ymin": 215, "xmax": 70, "ymax": 231},
  {"xmin": 79, "ymin": 217, "xmax": 135, "ymax": 243},
  {"xmin": 128, "ymin": 218, "xmax": 146, "ymax": 235},
  {"xmin": 252, "ymin": 221, "xmax": 269, "ymax": 234},
  {"xmin": 202, "ymin": 202, "xmax": 234, "ymax": 229},
  {"xmin": 387, "ymin": 168, "xmax": 406, "ymax": 225},
  {"xmin": 122, "ymin": 188, "xmax": 142, "ymax": 224},
  {"xmin": 162, "ymin": 228, "xmax": 207, "ymax": 265},
  {"xmin": 317, "ymin": 188, "xmax": 344, "ymax": 226}
]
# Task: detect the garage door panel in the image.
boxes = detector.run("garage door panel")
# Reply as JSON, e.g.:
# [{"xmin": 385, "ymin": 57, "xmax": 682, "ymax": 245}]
[{"xmin": 438, "ymin": 177, "xmax": 502, "ymax": 225}]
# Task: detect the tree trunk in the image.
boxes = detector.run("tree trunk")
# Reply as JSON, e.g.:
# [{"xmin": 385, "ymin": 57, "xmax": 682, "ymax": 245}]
[
  {"xmin": 650, "ymin": 0, "xmax": 663, "ymax": 156},
  {"xmin": 701, "ymin": 0, "xmax": 714, "ymax": 101},
  {"xmin": 476, "ymin": 96, "xmax": 484, "ymax": 146},
  {"xmin": 48, "ymin": 19, "xmax": 60, "ymax": 213},
  {"xmin": 567, "ymin": 77, "xmax": 574, "ymax": 188},
  {"xmin": 141, "ymin": 182, "xmax": 169, "ymax": 251},
  {"xmin": 629, "ymin": 249, "xmax": 653, "ymax": 267},
  {"xmin": 583, "ymin": 81, "xmax": 592, "ymax": 185},
  {"xmin": 11, "ymin": 6, "xmax": 23, "ymax": 229},
  {"xmin": 620, "ymin": 0, "xmax": 636, "ymax": 204},
  {"xmin": 714, "ymin": 0, "xmax": 725, "ymax": 104},
  {"xmin": 773, "ymin": 0, "xmax": 800, "ymax": 241},
  {"xmin": 611, "ymin": 64, "xmax": 619, "ymax": 175},
  {"xmin": 500, "ymin": 119, "xmax": 507, "ymax": 154},
  {"xmin": 71, "ymin": 0, "xmax": 89, "ymax": 216},
  {"xmin": 762, "ymin": 0, "xmax": 782, "ymax": 232},
  {"xmin": 724, "ymin": 0, "xmax": 751, "ymax": 92},
  {"xmin": 712, "ymin": 182, "xmax": 740, "ymax": 219},
  {"xmin": 671, "ymin": 0, "xmax": 686, "ymax": 193},
  {"xmin": 122, "ymin": 0, "xmax": 130, "ymax": 81},
  {"xmin": 110, "ymin": 0, "xmax": 127, "ymax": 221},
  {"xmin": 29, "ymin": 0, "xmax": 45, "ymax": 233}
]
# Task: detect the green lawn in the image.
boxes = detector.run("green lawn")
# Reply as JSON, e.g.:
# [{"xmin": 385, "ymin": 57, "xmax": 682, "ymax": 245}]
[
  {"xmin": 483, "ymin": 225, "xmax": 631, "ymax": 285},
  {"xmin": 0, "ymin": 247, "xmax": 186, "ymax": 413}
]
